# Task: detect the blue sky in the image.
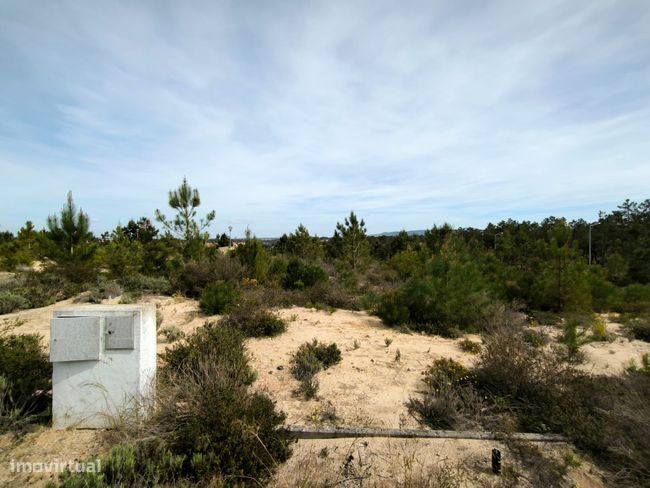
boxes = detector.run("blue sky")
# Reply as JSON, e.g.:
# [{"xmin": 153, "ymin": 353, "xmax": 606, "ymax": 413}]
[{"xmin": 1, "ymin": 0, "xmax": 649, "ymax": 237}]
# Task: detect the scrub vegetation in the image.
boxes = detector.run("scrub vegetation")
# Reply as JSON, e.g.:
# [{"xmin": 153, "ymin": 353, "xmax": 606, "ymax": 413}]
[{"xmin": 1, "ymin": 181, "xmax": 649, "ymax": 486}]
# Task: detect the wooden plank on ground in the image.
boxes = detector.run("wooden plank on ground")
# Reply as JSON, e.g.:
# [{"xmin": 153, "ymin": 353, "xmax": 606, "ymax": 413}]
[{"xmin": 285, "ymin": 425, "xmax": 566, "ymax": 442}]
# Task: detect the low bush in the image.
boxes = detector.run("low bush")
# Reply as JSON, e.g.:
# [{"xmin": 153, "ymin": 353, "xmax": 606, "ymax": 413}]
[
  {"xmin": 199, "ymin": 281, "xmax": 239, "ymax": 315},
  {"xmin": 87, "ymin": 279, "xmax": 123, "ymax": 303},
  {"xmin": 559, "ymin": 318, "xmax": 588, "ymax": 362},
  {"xmin": 221, "ymin": 299, "xmax": 286, "ymax": 337},
  {"xmin": 175, "ymin": 255, "xmax": 243, "ymax": 298},
  {"xmin": 158, "ymin": 325, "xmax": 185, "ymax": 343},
  {"xmin": 162, "ymin": 322, "xmax": 254, "ymax": 385},
  {"xmin": 621, "ymin": 313, "xmax": 650, "ymax": 342},
  {"xmin": 0, "ymin": 329, "xmax": 51, "ymax": 431},
  {"xmin": 290, "ymin": 340, "xmax": 342, "ymax": 399},
  {"xmin": 282, "ymin": 259, "xmax": 327, "ymax": 290},
  {"xmin": 119, "ymin": 273, "xmax": 171, "ymax": 295},
  {"xmin": 0, "ymin": 291, "xmax": 28, "ymax": 314},
  {"xmin": 408, "ymin": 358, "xmax": 482, "ymax": 430},
  {"xmin": 458, "ymin": 338, "xmax": 481, "ymax": 354},
  {"xmin": 523, "ymin": 328, "xmax": 550, "ymax": 348}
]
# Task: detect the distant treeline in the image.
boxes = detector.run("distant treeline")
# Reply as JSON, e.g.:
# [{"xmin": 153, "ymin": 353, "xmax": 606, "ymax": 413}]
[{"xmin": 0, "ymin": 182, "xmax": 648, "ymax": 323}]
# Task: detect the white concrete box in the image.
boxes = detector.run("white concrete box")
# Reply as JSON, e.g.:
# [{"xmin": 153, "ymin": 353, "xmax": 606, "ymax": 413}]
[{"xmin": 50, "ymin": 304, "xmax": 156, "ymax": 429}]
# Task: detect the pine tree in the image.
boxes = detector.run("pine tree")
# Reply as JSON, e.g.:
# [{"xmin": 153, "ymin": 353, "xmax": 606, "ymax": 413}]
[
  {"xmin": 155, "ymin": 177, "xmax": 215, "ymax": 258},
  {"xmin": 333, "ymin": 211, "xmax": 370, "ymax": 272}
]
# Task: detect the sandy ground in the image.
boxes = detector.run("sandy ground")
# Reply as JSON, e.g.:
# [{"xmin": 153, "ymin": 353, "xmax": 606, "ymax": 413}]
[
  {"xmin": 273, "ymin": 437, "xmax": 604, "ymax": 488},
  {"xmin": 249, "ymin": 307, "xmax": 479, "ymax": 429},
  {"xmin": 2, "ymin": 295, "xmax": 646, "ymax": 486}
]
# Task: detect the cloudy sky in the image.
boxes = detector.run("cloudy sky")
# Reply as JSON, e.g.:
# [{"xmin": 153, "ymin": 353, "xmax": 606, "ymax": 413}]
[{"xmin": 1, "ymin": 0, "xmax": 649, "ymax": 237}]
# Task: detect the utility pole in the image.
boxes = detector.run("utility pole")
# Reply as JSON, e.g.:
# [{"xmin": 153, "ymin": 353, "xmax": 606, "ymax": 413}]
[
  {"xmin": 589, "ymin": 222, "xmax": 598, "ymax": 265},
  {"xmin": 589, "ymin": 224, "xmax": 591, "ymax": 266},
  {"xmin": 228, "ymin": 225, "xmax": 233, "ymax": 248}
]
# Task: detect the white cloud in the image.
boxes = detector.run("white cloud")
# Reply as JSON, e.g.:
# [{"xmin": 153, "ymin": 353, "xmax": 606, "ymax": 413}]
[{"xmin": 0, "ymin": 0, "xmax": 648, "ymax": 236}]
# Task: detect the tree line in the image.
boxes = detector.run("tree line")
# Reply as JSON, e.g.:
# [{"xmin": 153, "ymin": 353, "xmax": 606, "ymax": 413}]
[{"xmin": 1, "ymin": 179, "xmax": 648, "ymax": 327}]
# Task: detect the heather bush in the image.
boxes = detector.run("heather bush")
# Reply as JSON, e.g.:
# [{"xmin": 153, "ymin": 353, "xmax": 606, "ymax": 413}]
[
  {"xmin": 408, "ymin": 358, "xmax": 483, "ymax": 430},
  {"xmin": 221, "ymin": 299, "xmax": 286, "ymax": 337}
]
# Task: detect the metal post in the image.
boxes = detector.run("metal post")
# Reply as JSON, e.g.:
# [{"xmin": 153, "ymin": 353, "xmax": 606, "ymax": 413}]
[{"xmin": 492, "ymin": 448, "xmax": 501, "ymax": 474}]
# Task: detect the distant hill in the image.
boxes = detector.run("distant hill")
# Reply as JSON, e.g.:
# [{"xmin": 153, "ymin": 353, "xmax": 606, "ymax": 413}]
[{"xmin": 373, "ymin": 230, "xmax": 427, "ymax": 237}]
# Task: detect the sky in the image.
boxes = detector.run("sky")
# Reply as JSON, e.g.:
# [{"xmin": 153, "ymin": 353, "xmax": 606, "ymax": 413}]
[{"xmin": 1, "ymin": 0, "xmax": 649, "ymax": 237}]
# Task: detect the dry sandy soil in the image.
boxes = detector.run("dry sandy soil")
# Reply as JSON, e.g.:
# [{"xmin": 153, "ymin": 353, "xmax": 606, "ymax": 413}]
[{"xmin": 2, "ymin": 294, "xmax": 648, "ymax": 486}]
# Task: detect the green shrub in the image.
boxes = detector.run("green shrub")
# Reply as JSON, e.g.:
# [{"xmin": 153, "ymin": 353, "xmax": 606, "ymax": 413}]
[
  {"xmin": 560, "ymin": 318, "xmax": 588, "ymax": 361},
  {"xmin": 175, "ymin": 255, "xmax": 242, "ymax": 298},
  {"xmin": 529, "ymin": 310, "xmax": 563, "ymax": 326},
  {"xmin": 158, "ymin": 325, "xmax": 185, "ymax": 343},
  {"xmin": 0, "ymin": 291, "xmax": 28, "ymax": 314},
  {"xmin": 290, "ymin": 340, "xmax": 342, "ymax": 399},
  {"xmin": 119, "ymin": 273, "xmax": 171, "ymax": 295},
  {"xmin": 162, "ymin": 322, "xmax": 255, "ymax": 385},
  {"xmin": 377, "ymin": 292, "xmax": 410, "ymax": 326},
  {"xmin": 87, "ymin": 279, "xmax": 123, "ymax": 303},
  {"xmin": 458, "ymin": 338, "xmax": 481, "ymax": 354},
  {"xmin": 221, "ymin": 300, "xmax": 286, "ymax": 337},
  {"xmin": 0, "ymin": 329, "xmax": 51, "ymax": 431},
  {"xmin": 408, "ymin": 358, "xmax": 481, "ymax": 430},
  {"xmin": 377, "ymin": 271, "xmax": 489, "ymax": 336},
  {"xmin": 199, "ymin": 281, "xmax": 239, "ymax": 315},
  {"xmin": 282, "ymin": 259, "xmax": 327, "ymax": 290},
  {"xmin": 523, "ymin": 328, "xmax": 550, "ymax": 348},
  {"xmin": 621, "ymin": 313, "xmax": 650, "ymax": 342}
]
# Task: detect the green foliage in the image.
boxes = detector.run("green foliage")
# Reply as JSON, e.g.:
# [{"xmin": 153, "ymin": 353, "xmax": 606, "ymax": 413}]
[
  {"xmin": 0, "ymin": 271, "xmax": 81, "ymax": 313},
  {"xmin": 470, "ymin": 317, "xmax": 650, "ymax": 486},
  {"xmin": 282, "ymin": 258, "xmax": 327, "ymax": 290},
  {"xmin": 277, "ymin": 224, "xmax": 324, "ymax": 260},
  {"xmin": 0, "ymin": 291, "xmax": 29, "ymax": 314},
  {"xmin": 162, "ymin": 322, "xmax": 255, "ymax": 385},
  {"xmin": 408, "ymin": 358, "xmax": 480, "ymax": 430},
  {"xmin": 530, "ymin": 223, "xmax": 592, "ymax": 312},
  {"xmin": 199, "ymin": 281, "xmax": 239, "ymax": 315},
  {"xmin": 621, "ymin": 313, "xmax": 650, "ymax": 342},
  {"xmin": 41, "ymin": 192, "xmax": 97, "ymax": 282},
  {"xmin": 158, "ymin": 325, "xmax": 185, "ymax": 343},
  {"xmin": 155, "ymin": 177, "xmax": 215, "ymax": 259},
  {"xmin": 458, "ymin": 338, "xmax": 482, "ymax": 354},
  {"xmin": 291, "ymin": 340, "xmax": 342, "ymax": 399},
  {"xmin": 119, "ymin": 273, "xmax": 171, "ymax": 295},
  {"xmin": 378, "ymin": 235, "xmax": 491, "ymax": 335},
  {"xmin": 99, "ymin": 227, "xmax": 145, "ymax": 278},
  {"xmin": 175, "ymin": 254, "xmax": 242, "ymax": 298},
  {"xmin": 221, "ymin": 300, "xmax": 287, "ymax": 337},
  {"xmin": 331, "ymin": 211, "xmax": 370, "ymax": 272},
  {"xmin": 560, "ymin": 318, "xmax": 588, "ymax": 361},
  {"xmin": 387, "ymin": 249, "xmax": 427, "ymax": 279},
  {"xmin": 236, "ymin": 231, "xmax": 271, "ymax": 282},
  {"xmin": 0, "ymin": 328, "xmax": 51, "ymax": 431}
]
